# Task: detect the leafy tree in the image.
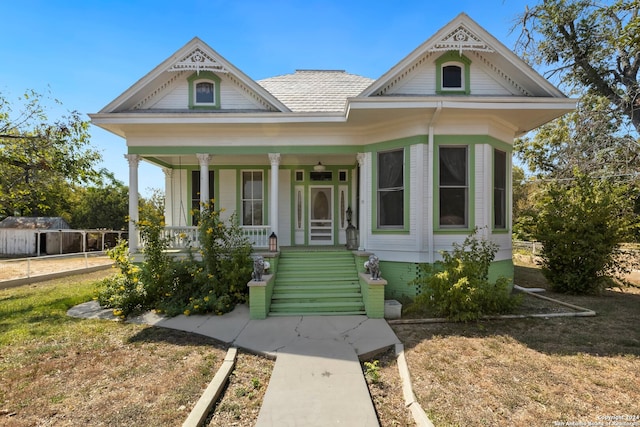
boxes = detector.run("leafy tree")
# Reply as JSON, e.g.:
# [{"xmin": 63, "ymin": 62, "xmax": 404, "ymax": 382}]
[
  {"xmin": 515, "ymin": 93, "xmax": 640, "ymax": 181},
  {"xmin": 535, "ymin": 171, "xmax": 637, "ymax": 294},
  {"xmin": 0, "ymin": 89, "xmax": 102, "ymax": 218},
  {"xmin": 138, "ymin": 187, "xmax": 165, "ymax": 225},
  {"xmin": 516, "ymin": 0, "xmax": 640, "ymax": 132},
  {"xmin": 68, "ymin": 174, "xmax": 129, "ymax": 230},
  {"xmin": 512, "ymin": 165, "xmax": 543, "ymax": 240}
]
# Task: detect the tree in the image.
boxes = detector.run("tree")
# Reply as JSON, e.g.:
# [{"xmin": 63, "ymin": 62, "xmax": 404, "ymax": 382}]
[
  {"xmin": 0, "ymin": 89, "xmax": 103, "ymax": 218},
  {"xmin": 516, "ymin": 0, "xmax": 640, "ymax": 132},
  {"xmin": 68, "ymin": 174, "xmax": 129, "ymax": 230},
  {"xmin": 535, "ymin": 171, "xmax": 637, "ymax": 293},
  {"xmin": 515, "ymin": 93, "xmax": 640, "ymax": 180}
]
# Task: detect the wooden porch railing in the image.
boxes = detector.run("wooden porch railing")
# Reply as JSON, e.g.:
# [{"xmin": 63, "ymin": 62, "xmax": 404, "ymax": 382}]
[{"xmin": 159, "ymin": 226, "xmax": 271, "ymax": 249}]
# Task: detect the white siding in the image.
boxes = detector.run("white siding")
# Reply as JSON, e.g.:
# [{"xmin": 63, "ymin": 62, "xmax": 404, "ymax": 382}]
[
  {"xmin": 219, "ymin": 169, "xmax": 237, "ymax": 222},
  {"xmin": 145, "ymin": 74, "xmax": 268, "ymax": 110},
  {"xmin": 0, "ymin": 230, "xmax": 35, "ymax": 255},
  {"xmin": 470, "ymin": 66, "xmax": 515, "ymax": 95},
  {"xmin": 386, "ymin": 64, "xmax": 437, "ymax": 95},
  {"xmin": 168, "ymin": 169, "xmax": 190, "ymax": 226}
]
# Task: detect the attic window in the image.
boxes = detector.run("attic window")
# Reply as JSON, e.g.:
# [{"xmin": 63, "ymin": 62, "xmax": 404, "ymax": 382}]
[
  {"xmin": 442, "ymin": 64, "xmax": 462, "ymax": 89},
  {"xmin": 436, "ymin": 51, "xmax": 471, "ymax": 95},
  {"xmin": 196, "ymin": 82, "xmax": 215, "ymax": 104},
  {"xmin": 187, "ymin": 71, "xmax": 221, "ymax": 109}
]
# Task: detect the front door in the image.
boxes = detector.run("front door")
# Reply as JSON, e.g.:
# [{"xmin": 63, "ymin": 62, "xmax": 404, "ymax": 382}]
[{"xmin": 309, "ymin": 186, "xmax": 333, "ymax": 245}]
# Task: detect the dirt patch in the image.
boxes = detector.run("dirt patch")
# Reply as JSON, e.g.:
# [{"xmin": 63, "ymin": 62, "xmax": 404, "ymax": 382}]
[{"xmin": 0, "ymin": 255, "xmax": 113, "ymax": 280}]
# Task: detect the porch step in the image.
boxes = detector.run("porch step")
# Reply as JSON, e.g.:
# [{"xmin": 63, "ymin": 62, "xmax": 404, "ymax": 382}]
[{"xmin": 269, "ymin": 249, "xmax": 365, "ymax": 316}]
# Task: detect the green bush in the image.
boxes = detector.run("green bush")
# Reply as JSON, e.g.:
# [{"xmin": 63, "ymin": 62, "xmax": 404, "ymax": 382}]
[
  {"xmin": 535, "ymin": 172, "xmax": 637, "ymax": 294},
  {"xmin": 97, "ymin": 203, "xmax": 254, "ymax": 318},
  {"xmin": 409, "ymin": 231, "xmax": 520, "ymax": 322}
]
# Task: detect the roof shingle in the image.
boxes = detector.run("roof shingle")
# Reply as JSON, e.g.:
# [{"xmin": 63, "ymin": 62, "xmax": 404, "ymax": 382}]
[{"xmin": 258, "ymin": 70, "xmax": 374, "ymax": 112}]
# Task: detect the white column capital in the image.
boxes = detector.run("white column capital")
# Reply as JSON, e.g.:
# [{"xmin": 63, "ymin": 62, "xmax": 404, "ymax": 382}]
[
  {"xmin": 162, "ymin": 167, "xmax": 173, "ymax": 179},
  {"xmin": 356, "ymin": 152, "xmax": 366, "ymax": 167},
  {"xmin": 196, "ymin": 153, "xmax": 211, "ymax": 166},
  {"xmin": 268, "ymin": 153, "xmax": 281, "ymax": 166},
  {"xmin": 124, "ymin": 154, "xmax": 140, "ymax": 167}
]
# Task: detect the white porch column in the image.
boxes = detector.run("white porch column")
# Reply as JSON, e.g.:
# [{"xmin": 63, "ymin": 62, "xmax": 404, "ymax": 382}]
[
  {"xmin": 356, "ymin": 153, "xmax": 367, "ymax": 251},
  {"xmin": 268, "ymin": 153, "xmax": 280, "ymax": 236},
  {"xmin": 162, "ymin": 167, "xmax": 173, "ymax": 226},
  {"xmin": 196, "ymin": 153, "xmax": 211, "ymax": 211},
  {"xmin": 125, "ymin": 154, "xmax": 140, "ymax": 253}
]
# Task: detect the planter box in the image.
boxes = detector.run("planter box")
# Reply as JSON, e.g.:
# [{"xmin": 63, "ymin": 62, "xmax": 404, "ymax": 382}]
[{"xmin": 384, "ymin": 300, "xmax": 402, "ymax": 320}]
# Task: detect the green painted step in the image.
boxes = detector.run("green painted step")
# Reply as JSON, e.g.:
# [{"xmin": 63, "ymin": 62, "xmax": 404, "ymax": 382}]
[{"xmin": 269, "ymin": 249, "xmax": 363, "ymax": 316}]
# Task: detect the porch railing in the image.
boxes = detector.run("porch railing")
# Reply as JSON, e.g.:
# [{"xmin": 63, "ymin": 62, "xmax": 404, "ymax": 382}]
[{"xmin": 160, "ymin": 226, "xmax": 271, "ymax": 249}]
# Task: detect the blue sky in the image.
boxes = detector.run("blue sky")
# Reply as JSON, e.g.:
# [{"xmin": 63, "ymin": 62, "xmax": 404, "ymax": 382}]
[{"xmin": 0, "ymin": 0, "xmax": 533, "ymax": 196}]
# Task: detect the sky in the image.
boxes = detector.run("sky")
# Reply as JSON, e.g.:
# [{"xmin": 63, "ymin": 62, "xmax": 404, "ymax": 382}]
[{"xmin": 0, "ymin": 0, "xmax": 535, "ymax": 196}]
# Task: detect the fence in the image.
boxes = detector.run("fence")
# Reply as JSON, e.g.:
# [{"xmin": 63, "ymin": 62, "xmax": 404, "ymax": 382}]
[{"xmin": 0, "ymin": 252, "xmax": 113, "ymax": 282}]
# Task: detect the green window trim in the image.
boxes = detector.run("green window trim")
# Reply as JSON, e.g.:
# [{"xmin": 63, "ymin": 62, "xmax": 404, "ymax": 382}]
[
  {"xmin": 188, "ymin": 71, "xmax": 221, "ymax": 110},
  {"xmin": 435, "ymin": 51, "xmax": 471, "ymax": 95},
  {"xmin": 434, "ymin": 140, "xmax": 476, "ymax": 233},
  {"xmin": 371, "ymin": 146, "xmax": 410, "ymax": 233}
]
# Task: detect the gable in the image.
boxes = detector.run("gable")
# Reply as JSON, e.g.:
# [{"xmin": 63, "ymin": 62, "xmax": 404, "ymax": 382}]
[
  {"xmin": 98, "ymin": 38, "xmax": 290, "ymax": 114},
  {"xmin": 360, "ymin": 13, "xmax": 566, "ymax": 99}
]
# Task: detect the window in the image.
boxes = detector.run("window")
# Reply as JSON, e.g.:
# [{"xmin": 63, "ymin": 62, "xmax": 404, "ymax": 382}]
[
  {"xmin": 242, "ymin": 171, "xmax": 263, "ymax": 226},
  {"xmin": 191, "ymin": 170, "xmax": 215, "ymax": 225},
  {"xmin": 494, "ymin": 149, "xmax": 507, "ymax": 229},
  {"xmin": 439, "ymin": 146, "xmax": 468, "ymax": 227},
  {"xmin": 435, "ymin": 52, "xmax": 471, "ymax": 94},
  {"xmin": 187, "ymin": 71, "xmax": 221, "ymax": 109},
  {"xmin": 195, "ymin": 82, "xmax": 215, "ymax": 104},
  {"xmin": 377, "ymin": 149, "xmax": 404, "ymax": 228},
  {"xmin": 442, "ymin": 65, "xmax": 462, "ymax": 89}
]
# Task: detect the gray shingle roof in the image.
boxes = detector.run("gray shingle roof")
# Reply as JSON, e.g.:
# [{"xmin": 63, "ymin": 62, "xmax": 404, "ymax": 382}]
[{"xmin": 258, "ymin": 70, "xmax": 374, "ymax": 112}]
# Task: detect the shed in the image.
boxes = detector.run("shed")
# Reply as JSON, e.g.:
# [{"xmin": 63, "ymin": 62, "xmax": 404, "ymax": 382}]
[{"xmin": 0, "ymin": 217, "xmax": 82, "ymax": 256}]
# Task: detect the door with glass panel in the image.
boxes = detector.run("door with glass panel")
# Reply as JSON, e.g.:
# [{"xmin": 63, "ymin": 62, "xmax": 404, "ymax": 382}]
[{"xmin": 309, "ymin": 186, "xmax": 333, "ymax": 244}]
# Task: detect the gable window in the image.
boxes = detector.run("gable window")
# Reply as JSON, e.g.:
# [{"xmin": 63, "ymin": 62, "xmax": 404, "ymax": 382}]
[
  {"xmin": 191, "ymin": 170, "xmax": 215, "ymax": 225},
  {"xmin": 377, "ymin": 149, "xmax": 404, "ymax": 228},
  {"xmin": 187, "ymin": 71, "xmax": 221, "ymax": 109},
  {"xmin": 436, "ymin": 52, "xmax": 471, "ymax": 94},
  {"xmin": 442, "ymin": 64, "xmax": 462, "ymax": 89},
  {"xmin": 439, "ymin": 146, "xmax": 468, "ymax": 227},
  {"xmin": 242, "ymin": 171, "xmax": 263, "ymax": 226},
  {"xmin": 494, "ymin": 149, "xmax": 507, "ymax": 229},
  {"xmin": 195, "ymin": 82, "xmax": 215, "ymax": 104}
]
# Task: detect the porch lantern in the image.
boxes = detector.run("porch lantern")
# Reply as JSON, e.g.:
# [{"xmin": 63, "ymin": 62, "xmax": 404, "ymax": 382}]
[
  {"xmin": 269, "ymin": 232, "xmax": 278, "ymax": 252},
  {"xmin": 345, "ymin": 206, "xmax": 358, "ymax": 250}
]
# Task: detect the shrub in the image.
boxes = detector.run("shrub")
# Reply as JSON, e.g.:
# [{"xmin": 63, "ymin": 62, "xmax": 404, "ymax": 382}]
[
  {"xmin": 97, "ymin": 202, "xmax": 254, "ymax": 318},
  {"xmin": 535, "ymin": 172, "xmax": 637, "ymax": 294},
  {"xmin": 409, "ymin": 230, "xmax": 520, "ymax": 322},
  {"xmin": 96, "ymin": 240, "xmax": 146, "ymax": 317}
]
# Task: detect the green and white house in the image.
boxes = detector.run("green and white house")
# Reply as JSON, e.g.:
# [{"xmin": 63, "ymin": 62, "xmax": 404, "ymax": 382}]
[{"xmin": 91, "ymin": 13, "xmax": 574, "ymax": 317}]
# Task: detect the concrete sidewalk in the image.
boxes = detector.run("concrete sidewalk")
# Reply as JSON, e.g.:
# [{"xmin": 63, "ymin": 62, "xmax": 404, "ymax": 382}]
[{"xmin": 69, "ymin": 302, "xmax": 401, "ymax": 426}]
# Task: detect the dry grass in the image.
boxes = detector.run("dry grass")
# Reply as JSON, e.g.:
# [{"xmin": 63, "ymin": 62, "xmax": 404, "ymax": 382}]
[
  {"xmin": 0, "ymin": 271, "xmax": 229, "ymax": 426},
  {"xmin": 393, "ymin": 258, "xmax": 640, "ymax": 426}
]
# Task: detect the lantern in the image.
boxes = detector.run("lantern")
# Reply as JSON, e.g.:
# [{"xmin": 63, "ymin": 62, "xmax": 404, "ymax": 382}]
[{"xmin": 269, "ymin": 232, "xmax": 278, "ymax": 252}]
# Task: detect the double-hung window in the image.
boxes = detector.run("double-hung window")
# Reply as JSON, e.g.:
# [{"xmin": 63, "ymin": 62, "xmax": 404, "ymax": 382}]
[
  {"xmin": 242, "ymin": 171, "xmax": 263, "ymax": 226},
  {"xmin": 439, "ymin": 146, "xmax": 468, "ymax": 227},
  {"xmin": 494, "ymin": 149, "xmax": 507, "ymax": 229},
  {"xmin": 377, "ymin": 149, "xmax": 404, "ymax": 228}
]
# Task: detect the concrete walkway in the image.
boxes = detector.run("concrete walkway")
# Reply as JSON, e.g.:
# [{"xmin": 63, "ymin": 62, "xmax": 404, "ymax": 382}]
[{"xmin": 68, "ymin": 302, "xmax": 401, "ymax": 427}]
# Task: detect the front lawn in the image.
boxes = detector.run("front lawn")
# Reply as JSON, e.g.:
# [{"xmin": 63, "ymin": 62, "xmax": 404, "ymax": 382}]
[{"xmin": 392, "ymin": 260, "xmax": 640, "ymax": 426}]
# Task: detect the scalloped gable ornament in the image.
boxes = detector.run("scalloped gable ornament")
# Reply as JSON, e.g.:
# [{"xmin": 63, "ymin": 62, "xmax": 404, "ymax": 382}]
[
  {"xmin": 167, "ymin": 47, "xmax": 229, "ymax": 74},
  {"xmin": 429, "ymin": 25, "xmax": 495, "ymax": 54}
]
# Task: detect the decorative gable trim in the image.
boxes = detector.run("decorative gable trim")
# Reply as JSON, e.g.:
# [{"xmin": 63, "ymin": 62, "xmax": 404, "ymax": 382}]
[
  {"xmin": 134, "ymin": 71, "xmax": 186, "ymax": 110},
  {"xmin": 167, "ymin": 47, "xmax": 229, "ymax": 74},
  {"xmin": 429, "ymin": 25, "xmax": 494, "ymax": 55},
  {"xmin": 374, "ymin": 52, "xmax": 435, "ymax": 96},
  {"xmin": 470, "ymin": 51, "xmax": 532, "ymax": 96}
]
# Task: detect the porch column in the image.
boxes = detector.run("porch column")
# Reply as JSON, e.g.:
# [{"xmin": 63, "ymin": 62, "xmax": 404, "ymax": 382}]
[
  {"xmin": 196, "ymin": 153, "xmax": 211, "ymax": 211},
  {"xmin": 125, "ymin": 154, "xmax": 140, "ymax": 253},
  {"xmin": 268, "ymin": 153, "xmax": 280, "ymax": 236},
  {"xmin": 162, "ymin": 167, "xmax": 173, "ymax": 226},
  {"xmin": 356, "ymin": 153, "xmax": 367, "ymax": 251}
]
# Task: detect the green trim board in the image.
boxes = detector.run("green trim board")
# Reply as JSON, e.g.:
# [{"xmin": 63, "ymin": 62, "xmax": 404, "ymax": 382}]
[
  {"xmin": 187, "ymin": 71, "xmax": 221, "ymax": 110},
  {"xmin": 435, "ymin": 51, "xmax": 472, "ymax": 95}
]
